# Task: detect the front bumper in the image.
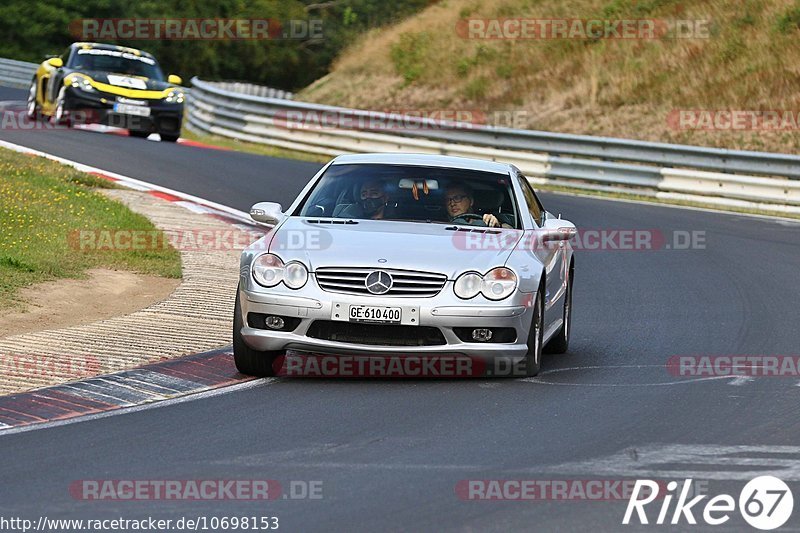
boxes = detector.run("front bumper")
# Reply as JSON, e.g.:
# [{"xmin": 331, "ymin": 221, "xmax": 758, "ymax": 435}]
[
  {"xmin": 238, "ymin": 278, "xmax": 535, "ymax": 363},
  {"xmin": 63, "ymin": 87, "xmax": 183, "ymax": 135}
]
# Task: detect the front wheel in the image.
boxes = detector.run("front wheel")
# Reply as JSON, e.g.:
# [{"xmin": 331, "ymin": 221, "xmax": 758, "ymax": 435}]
[
  {"xmin": 545, "ymin": 262, "xmax": 573, "ymax": 354},
  {"xmin": 160, "ymin": 133, "xmax": 179, "ymax": 143},
  {"xmin": 233, "ymin": 288, "xmax": 281, "ymax": 377},
  {"xmin": 26, "ymin": 80, "xmax": 40, "ymax": 120},
  {"xmin": 52, "ymin": 88, "xmax": 71, "ymax": 126},
  {"xmin": 524, "ymin": 285, "xmax": 545, "ymax": 377}
]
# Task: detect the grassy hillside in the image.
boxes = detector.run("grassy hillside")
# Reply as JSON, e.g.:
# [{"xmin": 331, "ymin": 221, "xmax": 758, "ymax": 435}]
[{"xmin": 300, "ymin": 0, "xmax": 800, "ymax": 153}]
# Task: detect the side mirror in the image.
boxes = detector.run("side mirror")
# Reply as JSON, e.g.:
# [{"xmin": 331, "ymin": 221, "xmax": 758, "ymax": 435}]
[
  {"xmin": 167, "ymin": 74, "xmax": 183, "ymax": 85},
  {"xmin": 540, "ymin": 218, "xmax": 577, "ymax": 243},
  {"xmin": 250, "ymin": 202, "xmax": 284, "ymax": 225},
  {"xmin": 46, "ymin": 57, "xmax": 63, "ymax": 68}
]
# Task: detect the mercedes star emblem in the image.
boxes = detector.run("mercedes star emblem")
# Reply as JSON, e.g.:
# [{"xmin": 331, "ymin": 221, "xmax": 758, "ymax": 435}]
[{"xmin": 365, "ymin": 270, "xmax": 393, "ymax": 295}]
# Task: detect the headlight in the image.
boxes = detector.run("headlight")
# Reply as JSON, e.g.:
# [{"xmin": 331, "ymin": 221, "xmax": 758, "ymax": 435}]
[
  {"xmin": 164, "ymin": 90, "xmax": 184, "ymax": 104},
  {"xmin": 252, "ymin": 254, "xmax": 284, "ymax": 287},
  {"xmin": 284, "ymin": 262, "xmax": 308, "ymax": 289},
  {"xmin": 252, "ymin": 255, "xmax": 308, "ymax": 289},
  {"xmin": 69, "ymin": 76, "xmax": 95, "ymax": 93},
  {"xmin": 482, "ymin": 267, "xmax": 517, "ymax": 300},
  {"xmin": 454, "ymin": 272, "xmax": 483, "ymax": 299}
]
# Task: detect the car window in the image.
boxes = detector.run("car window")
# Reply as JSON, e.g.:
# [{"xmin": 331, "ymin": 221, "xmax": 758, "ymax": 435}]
[
  {"xmin": 295, "ymin": 164, "xmax": 520, "ymax": 228},
  {"xmin": 70, "ymin": 49, "xmax": 164, "ymax": 80},
  {"xmin": 518, "ymin": 174, "xmax": 544, "ymax": 225}
]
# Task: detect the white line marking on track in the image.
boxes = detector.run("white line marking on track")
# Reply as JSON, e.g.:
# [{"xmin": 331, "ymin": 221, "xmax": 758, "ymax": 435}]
[
  {"xmin": 521, "ymin": 365, "xmax": 735, "ymax": 387},
  {"xmin": 545, "ymin": 444, "xmax": 800, "ymax": 481},
  {"xmin": 728, "ymin": 376, "xmax": 755, "ymax": 386}
]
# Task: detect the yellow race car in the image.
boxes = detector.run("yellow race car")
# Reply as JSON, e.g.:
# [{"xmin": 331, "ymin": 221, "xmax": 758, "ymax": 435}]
[{"xmin": 26, "ymin": 42, "xmax": 185, "ymax": 141}]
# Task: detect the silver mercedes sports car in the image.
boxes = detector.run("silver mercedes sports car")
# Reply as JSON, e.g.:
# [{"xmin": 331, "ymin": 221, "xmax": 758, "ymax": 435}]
[{"xmin": 234, "ymin": 153, "xmax": 576, "ymax": 377}]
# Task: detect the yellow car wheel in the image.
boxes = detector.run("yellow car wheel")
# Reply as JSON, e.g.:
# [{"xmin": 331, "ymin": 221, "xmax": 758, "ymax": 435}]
[
  {"xmin": 52, "ymin": 88, "xmax": 71, "ymax": 126},
  {"xmin": 26, "ymin": 81, "xmax": 40, "ymax": 120}
]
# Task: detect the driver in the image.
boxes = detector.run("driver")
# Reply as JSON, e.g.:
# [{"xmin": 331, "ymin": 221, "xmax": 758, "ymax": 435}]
[
  {"xmin": 360, "ymin": 179, "xmax": 389, "ymax": 219},
  {"xmin": 444, "ymin": 184, "xmax": 510, "ymax": 228}
]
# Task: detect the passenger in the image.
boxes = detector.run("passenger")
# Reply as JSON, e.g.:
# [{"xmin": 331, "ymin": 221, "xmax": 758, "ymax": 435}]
[{"xmin": 360, "ymin": 179, "xmax": 389, "ymax": 219}]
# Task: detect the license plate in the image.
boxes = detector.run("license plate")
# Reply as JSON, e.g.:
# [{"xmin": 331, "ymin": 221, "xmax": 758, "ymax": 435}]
[
  {"xmin": 113, "ymin": 103, "xmax": 150, "ymax": 117},
  {"xmin": 348, "ymin": 305, "xmax": 401, "ymax": 324}
]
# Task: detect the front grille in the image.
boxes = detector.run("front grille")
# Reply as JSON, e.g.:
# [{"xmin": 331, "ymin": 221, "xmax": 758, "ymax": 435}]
[
  {"xmin": 315, "ymin": 267, "xmax": 446, "ymax": 297},
  {"xmin": 306, "ymin": 320, "xmax": 446, "ymax": 346}
]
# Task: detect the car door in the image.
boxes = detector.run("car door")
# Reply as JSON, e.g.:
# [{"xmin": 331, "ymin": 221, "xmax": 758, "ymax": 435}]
[{"xmin": 516, "ymin": 173, "xmax": 565, "ymax": 328}]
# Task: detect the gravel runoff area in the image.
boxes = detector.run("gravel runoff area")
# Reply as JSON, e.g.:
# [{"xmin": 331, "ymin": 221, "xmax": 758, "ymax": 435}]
[{"xmin": 0, "ymin": 189, "xmax": 260, "ymax": 395}]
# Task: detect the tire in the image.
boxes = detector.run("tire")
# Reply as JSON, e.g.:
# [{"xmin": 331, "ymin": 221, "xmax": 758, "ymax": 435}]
[
  {"xmin": 160, "ymin": 134, "xmax": 179, "ymax": 142},
  {"xmin": 26, "ymin": 79, "xmax": 40, "ymax": 120},
  {"xmin": 233, "ymin": 287, "xmax": 281, "ymax": 377},
  {"xmin": 524, "ymin": 282, "xmax": 545, "ymax": 377},
  {"xmin": 52, "ymin": 87, "xmax": 71, "ymax": 126},
  {"xmin": 129, "ymin": 130, "xmax": 150, "ymax": 138},
  {"xmin": 545, "ymin": 261, "xmax": 574, "ymax": 354}
]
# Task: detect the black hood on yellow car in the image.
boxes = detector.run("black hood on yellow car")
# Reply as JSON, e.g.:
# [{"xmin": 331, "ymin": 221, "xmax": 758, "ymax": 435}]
[{"xmin": 71, "ymin": 70, "xmax": 178, "ymax": 92}]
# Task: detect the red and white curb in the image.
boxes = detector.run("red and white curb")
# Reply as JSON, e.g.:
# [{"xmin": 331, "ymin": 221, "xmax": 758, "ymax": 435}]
[
  {"xmin": 73, "ymin": 123, "xmax": 232, "ymax": 151},
  {"xmin": 0, "ymin": 349, "xmax": 268, "ymax": 434}
]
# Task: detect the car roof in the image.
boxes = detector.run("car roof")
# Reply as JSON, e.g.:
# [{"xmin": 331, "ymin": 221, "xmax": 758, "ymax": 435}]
[
  {"xmin": 71, "ymin": 42, "xmax": 155, "ymax": 59},
  {"xmin": 330, "ymin": 153, "xmax": 515, "ymax": 175}
]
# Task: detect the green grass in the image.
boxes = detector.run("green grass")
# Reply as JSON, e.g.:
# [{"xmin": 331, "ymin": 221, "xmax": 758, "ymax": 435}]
[
  {"xmin": 180, "ymin": 127, "xmax": 329, "ymax": 164},
  {"xmin": 0, "ymin": 149, "xmax": 181, "ymax": 309}
]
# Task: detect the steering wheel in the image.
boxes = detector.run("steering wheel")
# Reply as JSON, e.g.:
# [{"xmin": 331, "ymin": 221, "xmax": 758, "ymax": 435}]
[{"xmin": 450, "ymin": 213, "xmax": 486, "ymax": 225}]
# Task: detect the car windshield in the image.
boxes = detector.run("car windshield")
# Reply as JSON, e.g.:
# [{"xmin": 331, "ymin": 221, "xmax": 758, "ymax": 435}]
[
  {"xmin": 295, "ymin": 163, "xmax": 520, "ymax": 228},
  {"xmin": 70, "ymin": 49, "xmax": 164, "ymax": 80}
]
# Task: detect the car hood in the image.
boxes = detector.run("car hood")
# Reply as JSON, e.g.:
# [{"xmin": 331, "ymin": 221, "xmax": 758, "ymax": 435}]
[
  {"xmin": 76, "ymin": 71, "xmax": 175, "ymax": 92},
  {"xmin": 258, "ymin": 218, "xmax": 523, "ymax": 279}
]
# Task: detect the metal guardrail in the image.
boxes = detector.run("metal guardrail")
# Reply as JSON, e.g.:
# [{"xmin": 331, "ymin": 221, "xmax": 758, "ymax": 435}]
[
  {"xmin": 202, "ymin": 81, "xmax": 293, "ymax": 100},
  {"xmin": 187, "ymin": 77, "xmax": 800, "ymax": 214},
  {"xmin": 0, "ymin": 58, "xmax": 37, "ymax": 89}
]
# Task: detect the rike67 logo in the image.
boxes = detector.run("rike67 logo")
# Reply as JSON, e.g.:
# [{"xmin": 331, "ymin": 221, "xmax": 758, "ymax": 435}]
[{"xmin": 623, "ymin": 476, "xmax": 793, "ymax": 530}]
